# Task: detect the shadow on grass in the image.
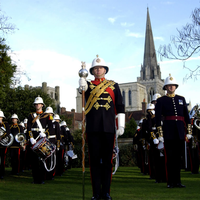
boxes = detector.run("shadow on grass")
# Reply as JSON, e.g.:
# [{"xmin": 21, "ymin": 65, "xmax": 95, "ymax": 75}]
[{"xmin": 0, "ymin": 167, "xmax": 200, "ymax": 200}]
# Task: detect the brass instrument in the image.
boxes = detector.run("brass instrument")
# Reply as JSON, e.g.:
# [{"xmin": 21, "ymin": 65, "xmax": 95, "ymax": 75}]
[
  {"xmin": 15, "ymin": 133, "xmax": 26, "ymax": 150},
  {"xmin": 192, "ymin": 136, "xmax": 198, "ymax": 149},
  {"xmin": 0, "ymin": 127, "xmax": 14, "ymax": 147},
  {"xmin": 194, "ymin": 118, "xmax": 200, "ymax": 130}
]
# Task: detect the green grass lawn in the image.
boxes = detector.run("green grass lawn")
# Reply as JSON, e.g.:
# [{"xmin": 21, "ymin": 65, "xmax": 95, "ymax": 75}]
[{"xmin": 0, "ymin": 167, "xmax": 200, "ymax": 200}]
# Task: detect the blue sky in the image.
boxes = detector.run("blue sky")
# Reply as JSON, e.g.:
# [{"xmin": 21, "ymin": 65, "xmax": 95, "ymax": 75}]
[{"xmin": 1, "ymin": 0, "xmax": 200, "ymax": 111}]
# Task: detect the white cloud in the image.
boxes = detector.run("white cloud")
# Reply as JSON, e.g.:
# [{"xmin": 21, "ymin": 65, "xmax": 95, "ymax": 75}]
[
  {"xmin": 121, "ymin": 22, "xmax": 135, "ymax": 27},
  {"xmin": 11, "ymin": 49, "xmax": 83, "ymax": 111},
  {"xmin": 162, "ymin": 1, "xmax": 174, "ymax": 5},
  {"xmin": 108, "ymin": 17, "xmax": 116, "ymax": 23},
  {"xmin": 113, "ymin": 65, "xmax": 139, "ymax": 71},
  {"xmin": 125, "ymin": 29, "xmax": 143, "ymax": 38},
  {"xmin": 154, "ymin": 36, "xmax": 164, "ymax": 41}
]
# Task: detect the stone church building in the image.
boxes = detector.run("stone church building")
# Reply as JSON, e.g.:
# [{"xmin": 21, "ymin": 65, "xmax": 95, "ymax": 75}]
[{"xmin": 76, "ymin": 8, "xmax": 164, "ymax": 114}]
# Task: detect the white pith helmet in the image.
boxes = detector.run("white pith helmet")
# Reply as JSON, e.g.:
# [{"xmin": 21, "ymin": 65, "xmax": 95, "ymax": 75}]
[
  {"xmin": 146, "ymin": 103, "xmax": 155, "ymax": 110},
  {"xmin": 54, "ymin": 114, "xmax": 61, "ymax": 121},
  {"xmin": 0, "ymin": 110, "xmax": 5, "ymax": 118},
  {"xmin": 24, "ymin": 118, "xmax": 28, "ymax": 124},
  {"xmin": 163, "ymin": 74, "xmax": 178, "ymax": 90},
  {"xmin": 33, "ymin": 95, "xmax": 45, "ymax": 105},
  {"xmin": 11, "ymin": 113, "xmax": 19, "ymax": 120},
  {"xmin": 45, "ymin": 106, "xmax": 54, "ymax": 114},
  {"xmin": 151, "ymin": 93, "xmax": 161, "ymax": 103},
  {"xmin": 89, "ymin": 55, "xmax": 109, "ymax": 75},
  {"xmin": 60, "ymin": 121, "xmax": 67, "ymax": 127},
  {"xmin": 19, "ymin": 122, "xmax": 25, "ymax": 128}
]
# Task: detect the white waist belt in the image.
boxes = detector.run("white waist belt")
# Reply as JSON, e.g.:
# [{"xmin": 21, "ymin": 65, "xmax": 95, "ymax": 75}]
[
  {"xmin": 48, "ymin": 135, "xmax": 56, "ymax": 139},
  {"xmin": 31, "ymin": 128, "xmax": 45, "ymax": 132}
]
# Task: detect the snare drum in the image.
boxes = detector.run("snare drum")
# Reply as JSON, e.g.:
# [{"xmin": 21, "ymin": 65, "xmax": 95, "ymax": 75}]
[{"xmin": 31, "ymin": 137, "xmax": 56, "ymax": 160}]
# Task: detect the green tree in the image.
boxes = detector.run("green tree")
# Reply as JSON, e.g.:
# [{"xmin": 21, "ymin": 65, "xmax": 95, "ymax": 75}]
[
  {"xmin": 119, "ymin": 118, "xmax": 137, "ymax": 138},
  {"xmin": 60, "ymin": 115, "xmax": 72, "ymax": 129},
  {"xmin": 0, "ymin": 38, "xmax": 17, "ymax": 106},
  {"xmin": 1, "ymin": 86, "xmax": 55, "ymax": 123}
]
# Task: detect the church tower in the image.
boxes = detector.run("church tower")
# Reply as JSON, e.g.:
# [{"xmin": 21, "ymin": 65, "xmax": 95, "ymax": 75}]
[{"xmin": 137, "ymin": 7, "xmax": 164, "ymax": 102}]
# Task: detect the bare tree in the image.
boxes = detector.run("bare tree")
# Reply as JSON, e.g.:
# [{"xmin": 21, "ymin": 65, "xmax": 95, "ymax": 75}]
[
  {"xmin": 0, "ymin": 7, "xmax": 30, "ymax": 86},
  {"xmin": 158, "ymin": 7, "xmax": 200, "ymax": 81},
  {"xmin": 0, "ymin": 9, "xmax": 18, "ymax": 35}
]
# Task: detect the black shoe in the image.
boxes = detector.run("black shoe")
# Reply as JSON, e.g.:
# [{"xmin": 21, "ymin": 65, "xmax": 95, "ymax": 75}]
[
  {"xmin": 32, "ymin": 181, "xmax": 45, "ymax": 184},
  {"xmin": 155, "ymin": 181, "xmax": 160, "ymax": 183},
  {"xmin": 91, "ymin": 194, "xmax": 100, "ymax": 200},
  {"xmin": 102, "ymin": 193, "xmax": 112, "ymax": 200},
  {"xmin": 175, "ymin": 183, "xmax": 185, "ymax": 188},
  {"xmin": 167, "ymin": 184, "xmax": 173, "ymax": 188}
]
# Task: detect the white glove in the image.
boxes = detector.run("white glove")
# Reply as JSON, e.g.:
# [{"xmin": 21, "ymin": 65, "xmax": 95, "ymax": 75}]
[
  {"xmin": 30, "ymin": 138, "xmax": 36, "ymax": 145},
  {"xmin": 158, "ymin": 136, "xmax": 164, "ymax": 143},
  {"xmin": 79, "ymin": 77, "xmax": 88, "ymax": 91},
  {"xmin": 39, "ymin": 132, "xmax": 46, "ymax": 138},
  {"xmin": 116, "ymin": 126, "xmax": 124, "ymax": 137},
  {"xmin": 150, "ymin": 110, "xmax": 155, "ymax": 115},
  {"xmin": 186, "ymin": 134, "xmax": 192, "ymax": 140},
  {"xmin": 153, "ymin": 138, "xmax": 159, "ymax": 144}
]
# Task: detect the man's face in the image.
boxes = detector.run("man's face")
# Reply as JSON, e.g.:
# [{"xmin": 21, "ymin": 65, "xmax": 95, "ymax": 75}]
[
  {"xmin": 92, "ymin": 66, "xmax": 106, "ymax": 78},
  {"xmin": 151, "ymin": 100, "xmax": 156, "ymax": 105},
  {"xmin": 165, "ymin": 85, "xmax": 176, "ymax": 94},
  {"xmin": 0, "ymin": 117, "xmax": 3, "ymax": 122},
  {"xmin": 34, "ymin": 103, "xmax": 43, "ymax": 111},
  {"xmin": 12, "ymin": 118, "xmax": 18, "ymax": 124}
]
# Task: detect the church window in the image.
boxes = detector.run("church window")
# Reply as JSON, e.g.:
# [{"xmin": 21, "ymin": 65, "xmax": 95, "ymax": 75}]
[
  {"xmin": 122, "ymin": 91, "xmax": 125, "ymax": 105},
  {"xmin": 128, "ymin": 90, "xmax": 132, "ymax": 106},
  {"xmin": 149, "ymin": 88, "xmax": 154, "ymax": 102}
]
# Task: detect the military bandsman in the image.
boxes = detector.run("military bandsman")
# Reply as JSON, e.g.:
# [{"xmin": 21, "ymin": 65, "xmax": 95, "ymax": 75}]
[{"xmin": 155, "ymin": 74, "xmax": 191, "ymax": 188}]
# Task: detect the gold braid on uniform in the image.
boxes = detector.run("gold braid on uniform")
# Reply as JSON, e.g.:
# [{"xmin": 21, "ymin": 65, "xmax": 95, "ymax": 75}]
[
  {"xmin": 157, "ymin": 126, "xmax": 163, "ymax": 137},
  {"xmin": 29, "ymin": 131, "xmax": 33, "ymax": 138},
  {"xmin": 10, "ymin": 124, "xmax": 21, "ymax": 133},
  {"xmin": 188, "ymin": 124, "xmax": 192, "ymax": 135},
  {"xmin": 57, "ymin": 140, "xmax": 60, "ymax": 148},
  {"xmin": 85, "ymin": 80, "xmax": 115, "ymax": 115},
  {"xmin": 150, "ymin": 132, "xmax": 156, "ymax": 139}
]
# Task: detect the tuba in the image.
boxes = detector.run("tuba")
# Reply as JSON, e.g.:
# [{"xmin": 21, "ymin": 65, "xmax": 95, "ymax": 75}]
[{"xmin": 0, "ymin": 127, "xmax": 14, "ymax": 147}]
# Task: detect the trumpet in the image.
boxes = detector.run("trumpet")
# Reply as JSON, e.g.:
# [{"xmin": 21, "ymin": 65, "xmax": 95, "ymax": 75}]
[{"xmin": 0, "ymin": 127, "xmax": 14, "ymax": 147}]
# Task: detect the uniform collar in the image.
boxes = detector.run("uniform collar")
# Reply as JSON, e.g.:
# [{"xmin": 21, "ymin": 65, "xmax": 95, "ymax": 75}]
[
  {"xmin": 166, "ymin": 93, "xmax": 176, "ymax": 98},
  {"xmin": 94, "ymin": 77, "xmax": 105, "ymax": 82},
  {"xmin": 13, "ymin": 123, "xmax": 18, "ymax": 126},
  {"xmin": 91, "ymin": 77, "xmax": 105, "ymax": 85},
  {"xmin": 36, "ymin": 111, "xmax": 43, "ymax": 114}
]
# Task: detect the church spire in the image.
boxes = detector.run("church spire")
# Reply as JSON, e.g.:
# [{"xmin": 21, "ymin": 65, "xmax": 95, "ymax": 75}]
[{"xmin": 141, "ymin": 7, "xmax": 161, "ymax": 80}]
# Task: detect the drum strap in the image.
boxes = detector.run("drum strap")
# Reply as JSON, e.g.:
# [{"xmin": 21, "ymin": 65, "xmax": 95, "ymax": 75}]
[{"xmin": 33, "ymin": 113, "xmax": 45, "ymax": 133}]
